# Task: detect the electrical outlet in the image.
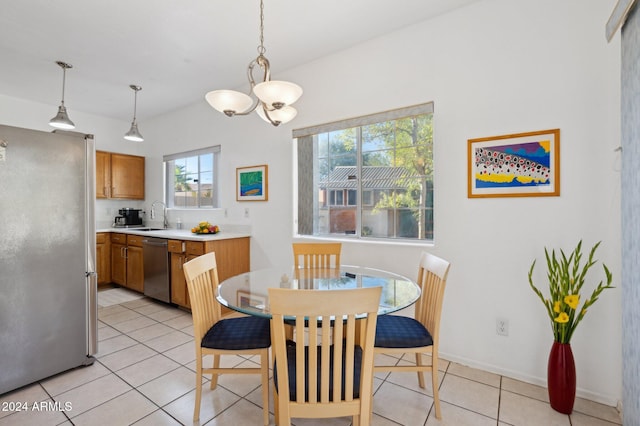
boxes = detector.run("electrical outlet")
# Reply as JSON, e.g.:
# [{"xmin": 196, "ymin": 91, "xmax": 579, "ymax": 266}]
[
  {"xmin": 244, "ymin": 207, "xmax": 249, "ymax": 218},
  {"xmin": 496, "ymin": 318, "xmax": 509, "ymax": 336}
]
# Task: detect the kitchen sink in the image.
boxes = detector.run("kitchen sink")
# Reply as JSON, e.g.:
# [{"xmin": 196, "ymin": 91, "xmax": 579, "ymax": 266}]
[{"xmin": 136, "ymin": 227, "xmax": 165, "ymax": 231}]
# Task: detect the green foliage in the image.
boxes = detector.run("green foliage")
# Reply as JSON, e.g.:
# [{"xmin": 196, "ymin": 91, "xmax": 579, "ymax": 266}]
[{"xmin": 528, "ymin": 241, "xmax": 614, "ymax": 343}]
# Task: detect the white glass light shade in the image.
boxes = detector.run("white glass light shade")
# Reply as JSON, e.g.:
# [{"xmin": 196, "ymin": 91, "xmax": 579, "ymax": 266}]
[
  {"xmin": 124, "ymin": 122, "xmax": 144, "ymax": 142},
  {"xmin": 256, "ymin": 105, "xmax": 297, "ymax": 125},
  {"xmin": 49, "ymin": 105, "xmax": 75, "ymax": 129},
  {"xmin": 253, "ymin": 80, "xmax": 303, "ymax": 108},
  {"xmin": 205, "ymin": 90, "xmax": 253, "ymax": 115}
]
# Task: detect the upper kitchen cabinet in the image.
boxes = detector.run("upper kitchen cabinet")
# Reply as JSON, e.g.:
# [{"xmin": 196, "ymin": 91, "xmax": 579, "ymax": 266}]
[{"xmin": 96, "ymin": 151, "xmax": 145, "ymax": 200}]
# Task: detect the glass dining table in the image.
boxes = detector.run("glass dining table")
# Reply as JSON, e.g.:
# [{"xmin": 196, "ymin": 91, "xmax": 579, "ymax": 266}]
[{"xmin": 217, "ymin": 265, "xmax": 421, "ymax": 318}]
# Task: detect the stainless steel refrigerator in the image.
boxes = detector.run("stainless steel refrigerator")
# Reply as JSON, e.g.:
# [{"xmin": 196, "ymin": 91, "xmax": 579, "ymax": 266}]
[{"xmin": 0, "ymin": 124, "xmax": 97, "ymax": 395}]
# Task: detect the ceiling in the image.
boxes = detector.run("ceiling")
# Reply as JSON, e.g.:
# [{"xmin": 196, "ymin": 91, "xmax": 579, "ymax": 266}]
[{"xmin": 0, "ymin": 0, "xmax": 481, "ymax": 122}]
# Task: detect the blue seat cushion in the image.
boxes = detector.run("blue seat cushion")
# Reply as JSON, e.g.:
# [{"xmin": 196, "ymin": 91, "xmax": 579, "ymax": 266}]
[
  {"xmin": 201, "ymin": 316, "xmax": 271, "ymax": 350},
  {"xmin": 374, "ymin": 315, "xmax": 433, "ymax": 348},
  {"xmin": 274, "ymin": 340, "xmax": 363, "ymax": 401}
]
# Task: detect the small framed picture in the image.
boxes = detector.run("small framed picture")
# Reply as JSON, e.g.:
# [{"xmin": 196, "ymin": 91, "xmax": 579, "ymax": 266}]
[
  {"xmin": 468, "ymin": 129, "xmax": 560, "ymax": 198},
  {"xmin": 236, "ymin": 164, "xmax": 268, "ymax": 201}
]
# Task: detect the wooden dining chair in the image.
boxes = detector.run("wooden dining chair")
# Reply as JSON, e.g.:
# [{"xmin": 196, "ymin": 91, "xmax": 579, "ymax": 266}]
[
  {"xmin": 373, "ymin": 251, "xmax": 451, "ymax": 420},
  {"xmin": 183, "ymin": 252, "xmax": 271, "ymax": 424},
  {"xmin": 292, "ymin": 242, "xmax": 342, "ymax": 269},
  {"xmin": 269, "ymin": 286, "xmax": 381, "ymax": 426}
]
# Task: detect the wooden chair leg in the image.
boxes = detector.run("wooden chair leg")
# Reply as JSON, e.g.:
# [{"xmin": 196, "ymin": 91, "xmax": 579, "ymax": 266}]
[
  {"xmin": 194, "ymin": 356, "xmax": 203, "ymax": 421},
  {"xmin": 261, "ymin": 351, "xmax": 270, "ymax": 426},
  {"xmin": 432, "ymin": 356, "xmax": 441, "ymax": 419},
  {"xmin": 210, "ymin": 354, "xmax": 220, "ymax": 389},
  {"xmin": 415, "ymin": 353, "xmax": 426, "ymax": 388}
]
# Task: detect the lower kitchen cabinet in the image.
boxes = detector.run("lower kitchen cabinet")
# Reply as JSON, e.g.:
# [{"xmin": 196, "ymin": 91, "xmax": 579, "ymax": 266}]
[
  {"xmin": 169, "ymin": 237, "xmax": 250, "ymax": 310},
  {"xmin": 110, "ymin": 233, "xmax": 144, "ymax": 293},
  {"xmin": 169, "ymin": 240, "xmax": 190, "ymax": 308},
  {"xmin": 96, "ymin": 232, "xmax": 111, "ymax": 285}
]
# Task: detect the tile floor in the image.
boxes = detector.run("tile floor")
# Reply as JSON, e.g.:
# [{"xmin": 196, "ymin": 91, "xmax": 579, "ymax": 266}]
[{"xmin": 0, "ymin": 292, "xmax": 623, "ymax": 426}]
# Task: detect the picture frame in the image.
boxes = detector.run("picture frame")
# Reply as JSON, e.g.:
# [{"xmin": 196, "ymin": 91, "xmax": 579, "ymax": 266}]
[
  {"xmin": 236, "ymin": 164, "xmax": 268, "ymax": 201},
  {"xmin": 236, "ymin": 291, "xmax": 266, "ymax": 310},
  {"xmin": 468, "ymin": 129, "xmax": 560, "ymax": 198}
]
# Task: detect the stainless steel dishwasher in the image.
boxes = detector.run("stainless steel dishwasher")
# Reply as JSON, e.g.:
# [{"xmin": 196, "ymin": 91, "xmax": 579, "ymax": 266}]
[{"xmin": 142, "ymin": 237, "xmax": 171, "ymax": 303}]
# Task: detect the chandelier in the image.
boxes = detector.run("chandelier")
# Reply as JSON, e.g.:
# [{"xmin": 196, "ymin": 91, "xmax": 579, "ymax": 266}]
[{"xmin": 205, "ymin": 0, "xmax": 302, "ymax": 127}]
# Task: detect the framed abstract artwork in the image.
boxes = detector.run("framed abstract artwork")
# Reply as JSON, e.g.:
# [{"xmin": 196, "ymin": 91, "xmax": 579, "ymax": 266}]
[
  {"xmin": 468, "ymin": 129, "xmax": 560, "ymax": 198},
  {"xmin": 236, "ymin": 164, "xmax": 268, "ymax": 201}
]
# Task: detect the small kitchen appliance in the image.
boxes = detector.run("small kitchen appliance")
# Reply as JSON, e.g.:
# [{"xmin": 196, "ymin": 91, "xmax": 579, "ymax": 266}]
[{"xmin": 114, "ymin": 207, "xmax": 143, "ymax": 227}]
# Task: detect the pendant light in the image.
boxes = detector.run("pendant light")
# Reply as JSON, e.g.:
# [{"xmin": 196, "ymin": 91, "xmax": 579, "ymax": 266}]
[
  {"xmin": 205, "ymin": 0, "xmax": 302, "ymax": 127},
  {"xmin": 124, "ymin": 85, "xmax": 144, "ymax": 142},
  {"xmin": 49, "ymin": 61, "xmax": 75, "ymax": 130}
]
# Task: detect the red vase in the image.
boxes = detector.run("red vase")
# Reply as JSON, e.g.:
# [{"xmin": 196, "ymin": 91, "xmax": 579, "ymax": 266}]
[{"xmin": 547, "ymin": 341, "xmax": 576, "ymax": 414}]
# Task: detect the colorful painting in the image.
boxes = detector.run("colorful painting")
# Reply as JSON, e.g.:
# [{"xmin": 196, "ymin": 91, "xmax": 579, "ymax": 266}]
[
  {"xmin": 468, "ymin": 129, "xmax": 560, "ymax": 198},
  {"xmin": 236, "ymin": 164, "xmax": 268, "ymax": 201}
]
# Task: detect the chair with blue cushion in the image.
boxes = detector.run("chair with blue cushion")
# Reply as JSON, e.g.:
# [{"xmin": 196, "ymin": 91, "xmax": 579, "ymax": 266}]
[
  {"xmin": 269, "ymin": 286, "xmax": 381, "ymax": 426},
  {"xmin": 183, "ymin": 252, "xmax": 271, "ymax": 424},
  {"xmin": 373, "ymin": 251, "xmax": 451, "ymax": 419},
  {"xmin": 292, "ymin": 242, "xmax": 342, "ymax": 269}
]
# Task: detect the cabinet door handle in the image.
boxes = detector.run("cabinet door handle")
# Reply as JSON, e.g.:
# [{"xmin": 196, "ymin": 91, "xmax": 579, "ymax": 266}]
[{"xmin": 179, "ymin": 256, "xmax": 183, "ymax": 269}]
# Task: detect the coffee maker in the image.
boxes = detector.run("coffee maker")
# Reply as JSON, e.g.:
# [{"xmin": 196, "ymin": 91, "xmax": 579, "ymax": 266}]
[{"xmin": 114, "ymin": 208, "xmax": 143, "ymax": 227}]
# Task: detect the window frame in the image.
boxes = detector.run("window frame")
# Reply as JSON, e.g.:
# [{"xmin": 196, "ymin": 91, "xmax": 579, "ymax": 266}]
[
  {"xmin": 163, "ymin": 145, "xmax": 220, "ymax": 209},
  {"xmin": 293, "ymin": 102, "xmax": 434, "ymax": 242}
]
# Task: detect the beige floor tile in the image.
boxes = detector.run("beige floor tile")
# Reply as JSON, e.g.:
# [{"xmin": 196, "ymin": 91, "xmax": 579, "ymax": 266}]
[
  {"xmin": 40, "ymin": 362, "xmax": 111, "ymax": 396},
  {"xmin": 216, "ymin": 359, "xmax": 266, "ymax": 397},
  {"xmin": 97, "ymin": 343, "xmax": 157, "ymax": 372},
  {"xmin": 446, "ymin": 362, "xmax": 501, "ymax": 387},
  {"xmin": 99, "ymin": 309, "xmax": 143, "ymax": 325},
  {"xmin": 501, "ymin": 376, "xmax": 549, "ymax": 402},
  {"xmin": 163, "ymin": 341, "xmax": 197, "ymax": 365},
  {"xmin": 97, "ymin": 304, "xmax": 129, "ymax": 318},
  {"xmin": 570, "ymin": 410, "xmax": 623, "ymax": 426},
  {"xmin": 146, "ymin": 307, "xmax": 186, "ymax": 322},
  {"xmin": 162, "ymin": 383, "xmax": 244, "ymax": 425},
  {"xmin": 136, "ymin": 366, "xmax": 200, "ymax": 407},
  {"xmin": 163, "ymin": 313, "xmax": 193, "ymax": 330},
  {"xmin": 373, "ymin": 381, "xmax": 433, "ymax": 426},
  {"xmin": 572, "ymin": 397, "xmax": 622, "ymax": 424},
  {"xmin": 57, "ymin": 374, "xmax": 132, "ymax": 418},
  {"xmin": 133, "ymin": 302, "xmax": 173, "ymax": 316},
  {"xmin": 127, "ymin": 323, "xmax": 174, "ymax": 342},
  {"xmin": 132, "ymin": 409, "xmax": 182, "ymax": 425},
  {"xmin": 111, "ymin": 315, "xmax": 158, "ymax": 334},
  {"xmin": 438, "ymin": 374, "xmax": 499, "ymax": 419},
  {"xmin": 94, "ymin": 334, "xmax": 138, "ymax": 357},
  {"xmin": 121, "ymin": 297, "xmax": 157, "ymax": 309},
  {"xmin": 71, "ymin": 389, "xmax": 157, "ymax": 426},
  {"xmin": 425, "ymin": 400, "xmax": 496, "ymax": 425},
  {"xmin": 499, "ymin": 390, "xmax": 570, "ymax": 426},
  {"xmin": 180, "ymin": 324, "xmax": 194, "ymax": 336},
  {"xmin": 97, "ymin": 325, "xmax": 121, "ymax": 341},
  {"xmin": 291, "ymin": 415, "xmax": 352, "ymax": 425},
  {"xmin": 371, "ymin": 412, "xmax": 406, "ymax": 426},
  {"xmin": 144, "ymin": 330, "xmax": 193, "ymax": 352},
  {"xmin": 116, "ymin": 354, "xmax": 181, "ymax": 387}
]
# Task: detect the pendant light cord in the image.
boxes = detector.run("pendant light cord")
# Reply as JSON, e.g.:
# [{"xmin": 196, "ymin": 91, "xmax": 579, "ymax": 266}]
[{"xmin": 257, "ymin": 0, "xmax": 265, "ymax": 56}]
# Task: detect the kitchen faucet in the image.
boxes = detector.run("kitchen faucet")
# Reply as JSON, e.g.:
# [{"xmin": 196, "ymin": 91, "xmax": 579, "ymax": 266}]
[{"xmin": 151, "ymin": 201, "xmax": 169, "ymax": 229}]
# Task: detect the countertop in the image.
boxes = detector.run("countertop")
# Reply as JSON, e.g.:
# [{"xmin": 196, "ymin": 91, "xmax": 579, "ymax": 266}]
[{"xmin": 96, "ymin": 227, "xmax": 250, "ymax": 242}]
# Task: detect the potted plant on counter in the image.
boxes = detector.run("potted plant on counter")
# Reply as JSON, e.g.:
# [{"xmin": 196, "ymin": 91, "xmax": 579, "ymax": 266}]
[{"xmin": 527, "ymin": 240, "xmax": 614, "ymax": 414}]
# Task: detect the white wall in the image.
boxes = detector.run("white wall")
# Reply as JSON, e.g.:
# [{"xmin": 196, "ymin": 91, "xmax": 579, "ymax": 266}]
[{"xmin": 0, "ymin": 0, "xmax": 622, "ymax": 406}]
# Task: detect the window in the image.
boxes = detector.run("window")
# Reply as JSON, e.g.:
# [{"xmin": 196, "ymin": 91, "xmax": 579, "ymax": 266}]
[
  {"xmin": 163, "ymin": 146, "xmax": 220, "ymax": 208},
  {"xmin": 294, "ymin": 103, "xmax": 434, "ymax": 241}
]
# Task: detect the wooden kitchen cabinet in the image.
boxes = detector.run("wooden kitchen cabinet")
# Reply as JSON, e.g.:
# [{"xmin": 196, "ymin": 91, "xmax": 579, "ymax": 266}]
[
  {"xmin": 126, "ymin": 235, "xmax": 144, "ymax": 293},
  {"xmin": 96, "ymin": 150, "xmax": 145, "ymax": 200},
  {"xmin": 96, "ymin": 232, "xmax": 111, "ymax": 285},
  {"xmin": 110, "ymin": 233, "xmax": 144, "ymax": 293},
  {"xmin": 169, "ymin": 237, "xmax": 250, "ymax": 311},
  {"xmin": 168, "ymin": 240, "xmax": 189, "ymax": 308},
  {"xmin": 110, "ymin": 233, "xmax": 127, "ymax": 285}
]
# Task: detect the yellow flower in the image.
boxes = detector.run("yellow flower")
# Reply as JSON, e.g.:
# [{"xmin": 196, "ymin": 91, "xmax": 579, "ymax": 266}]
[
  {"xmin": 554, "ymin": 312, "xmax": 569, "ymax": 323},
  {"xmin": 564, "ymin": 294, "xmax": 580, "ymax": 310},
  {"xmin": 553, "ymin": 301, "xmax": 561, "ymax": 313}
]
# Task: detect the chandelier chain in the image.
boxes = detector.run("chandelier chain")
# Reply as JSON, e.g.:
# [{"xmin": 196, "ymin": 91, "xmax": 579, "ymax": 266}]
[{"xmin": 257, "ymin": 0, "xmax": 266, "ymax": 56}]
